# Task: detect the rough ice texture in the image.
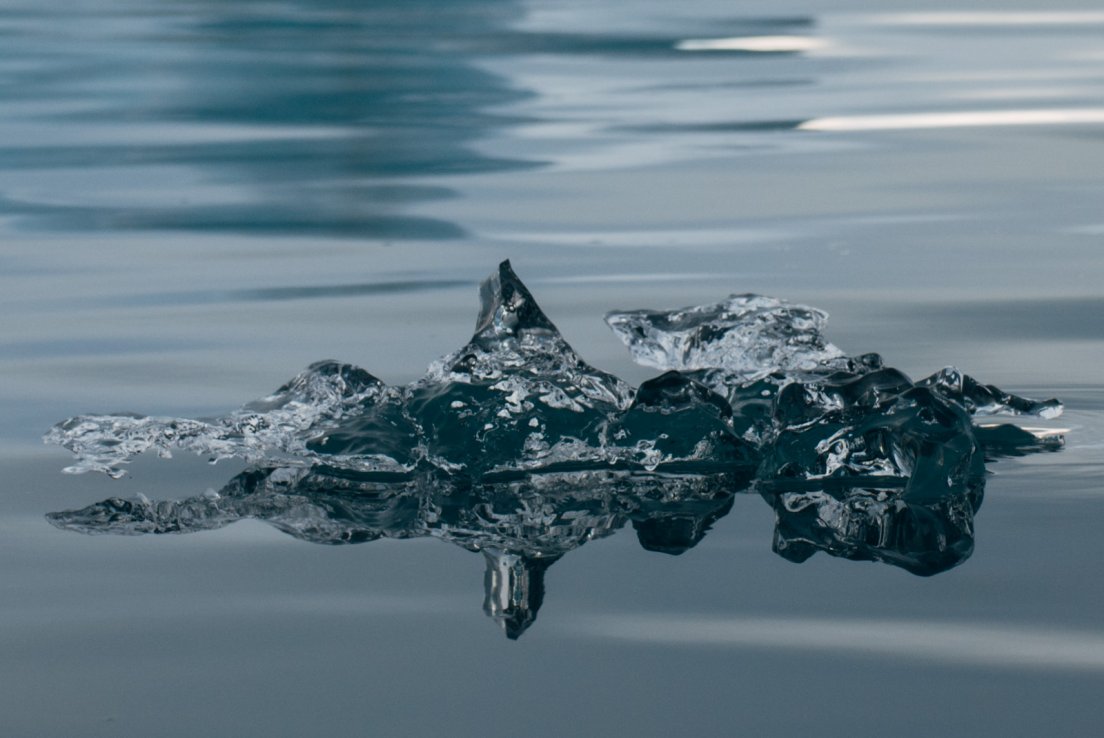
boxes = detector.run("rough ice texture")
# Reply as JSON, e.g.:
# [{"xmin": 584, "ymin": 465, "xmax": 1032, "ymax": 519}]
[
  {"xmin": 406, "ymin": 261, "xmax": 639, "ymax": 473},
  {"xmin": 49, "ymin": 260, "xmax": 1066, "ymax": 483},
  {"xmin": 47, "ymin": 260, "xmax": 1062, "ymax": 483},
  {"xmin": 45, "ymin": 262, "xmax": 1068, "ymax": 632},
  {"xmin": 46, "ymin": 261, "xmax": 764, "ymax": 479},
  {"xmin": 605, "ymin": 294, "xmax": 849, "ymax": 378},
  {"xmin": 44, "ymin": 361, "xmax": 405, "ymax": 478}
]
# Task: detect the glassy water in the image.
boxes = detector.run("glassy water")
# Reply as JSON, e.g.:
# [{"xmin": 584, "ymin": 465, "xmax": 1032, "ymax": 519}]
[{"xmin": 3, "ymin": 1, "xmax": 1104, "ymax": 735}]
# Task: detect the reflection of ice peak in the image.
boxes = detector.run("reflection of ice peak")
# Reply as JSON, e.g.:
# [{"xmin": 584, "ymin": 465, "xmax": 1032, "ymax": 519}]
[
  {"xmin": 482, "ymin": 550, "xmax": 558, "ymax": 640},
  {"xmin": 47, "ymin": 467, "xmax": 747, "ymax": 638},
  {"xmin": 474, "ymin": 260, "xmax": 558, "ymax": 342},
  {"xmin": 43, "ymin": 360, "xmax": 399, "ymax": 478}
]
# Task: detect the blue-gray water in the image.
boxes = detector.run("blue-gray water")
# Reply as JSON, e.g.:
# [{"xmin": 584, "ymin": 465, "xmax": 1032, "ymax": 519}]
[{"xmin": 3, "ymin": 1, "xmax": 1104, "ymax": 735}]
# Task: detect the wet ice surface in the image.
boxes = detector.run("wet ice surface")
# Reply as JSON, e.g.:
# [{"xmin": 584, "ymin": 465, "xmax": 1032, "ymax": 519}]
[
  {"xmin": 604, "ymin": 294, "xmax": 847, "ymax": 378},
  {"xmin": 47, "ymin": 260, "xmax": 1062, "ymax": 482},
  {"xmin": 46, "ymin": 261, "xmax": 1066, "ymax": 636}
]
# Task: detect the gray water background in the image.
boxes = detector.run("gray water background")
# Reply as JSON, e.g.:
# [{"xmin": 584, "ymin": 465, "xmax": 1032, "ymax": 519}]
[{"xmin": 3, "ymin": 1, "xmax": 1104, "ymax": 735}]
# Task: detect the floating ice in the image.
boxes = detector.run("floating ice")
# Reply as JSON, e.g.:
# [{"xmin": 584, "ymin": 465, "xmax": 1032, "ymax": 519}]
[
  {"xmin": 47, "ymin": 261, "xmax": 764, "ymax": 478},
  {"xmin": 406, "ymin": 260, "xmax": 638, "ymax": 473},
  {"xmin": 48, "ymin": 467, "xmax": 741, "ymax": 638},
  {"xmin": 44, "ymin": 360, "xmax": 408, "ymax": 478},
  {"xmin": 45, "ymin": 260, "xmax": 1067, "ymax": 635},
  {"xmin": 605, "ymin": 293, "xmax": 848, "ymax": 378},
  {"xmin": 46, "ymin": 259, "xmax": 1062, "ymax": 483},
  {"xmin": 918, "ymin": 366, "xmax": 1064, "ymax": 419}
]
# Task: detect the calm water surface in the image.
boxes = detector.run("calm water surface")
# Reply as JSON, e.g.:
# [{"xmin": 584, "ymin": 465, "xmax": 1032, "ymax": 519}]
[{"xmin": 3, "ymin": 1, "xmax": 1104, "ymax": 735}]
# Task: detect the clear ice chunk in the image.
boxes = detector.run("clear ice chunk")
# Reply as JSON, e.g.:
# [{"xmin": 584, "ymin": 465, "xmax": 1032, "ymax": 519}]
[
  {"xmin": 45, "ymin": 259, "xmax": 1065, "ymax": 591},
  {"xmin": 44, "ymin": 265, "xmax": 1074, "ymax": 634},
  {"xmin": 763, "ymin": 379, "xmax": 983, "ymax": 484},
  {"xmin": 605, "ymin": 371, "xmax": 756, "ymax": 471},
  {"xmin": 605, "ymin": 294, "xmax": 849, "ymax": 379},
  {"xmin": 43, "ymin": 360, "xmax": 414, "ymax": 478},
  {"xmin": 406, "ymin": 260, "xmax": 635, "ymax": 473},
  {"xmin": 605, "ymin": 292, "xmax": 1064, "ymax": 484}
]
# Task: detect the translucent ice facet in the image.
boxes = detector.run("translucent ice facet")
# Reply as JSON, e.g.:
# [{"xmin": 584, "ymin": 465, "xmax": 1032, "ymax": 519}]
[
  {"xmin": 918, "ymin": 366, "xmax": 1063, "ymax": 419},
  {"xmin": 45, "ymin": 260, "xmax": 1066, "ymax": 596},
  {"xmin": 406, "ymin": 260, "xmax": 634, "ymax": 473},
  {"xmin": 605, "ymin": 294, "xmax": 848, "ymax": 379},
  {"xmin": 48, "ymin": 466, "xmax": 742, "ymax": 637}
]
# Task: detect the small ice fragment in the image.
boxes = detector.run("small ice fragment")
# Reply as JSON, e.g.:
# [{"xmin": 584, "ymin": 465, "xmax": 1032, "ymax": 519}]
[
  {"xmin": 918, "ymin": 367, "xmax": 1063, "ymax": 418},
  {"xmin": 605, "ymin": 294, "xmax": 847, "ymax": 380}
]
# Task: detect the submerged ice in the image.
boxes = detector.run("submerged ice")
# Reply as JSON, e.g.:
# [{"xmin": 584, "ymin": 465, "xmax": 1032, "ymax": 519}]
[{"xmin": 46, "ymin": 260, "xmax": 1066, "ymax": 634}]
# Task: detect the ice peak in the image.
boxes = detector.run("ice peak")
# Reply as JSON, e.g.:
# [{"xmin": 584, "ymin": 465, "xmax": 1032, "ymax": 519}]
[{"xmin": 474, "ymin": 260, "xmax": 558, "ymax": 342}]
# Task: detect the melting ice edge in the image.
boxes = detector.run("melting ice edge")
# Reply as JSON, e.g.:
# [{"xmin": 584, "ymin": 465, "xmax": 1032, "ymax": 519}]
[{"xmin": 45, "ymin": 261, "xmax": 1065, "ymax": 636}]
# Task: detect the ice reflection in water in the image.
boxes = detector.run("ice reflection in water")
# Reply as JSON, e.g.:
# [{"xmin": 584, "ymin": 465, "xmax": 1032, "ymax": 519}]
[{"xmin": 47, "ymin": 262, "xmax": 1064, "ymax": 637}]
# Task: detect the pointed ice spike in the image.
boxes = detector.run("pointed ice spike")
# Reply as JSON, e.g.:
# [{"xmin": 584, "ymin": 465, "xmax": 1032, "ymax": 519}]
[
  {"xmin": 410, "ymin": 261, "xmax": 634, "ymax": 473},
  {"xmin": 473, "ymin": 259, "xmax": 558, "ymax": 341},
  {"xmin": 426, "ymin": 260, "xmax": 631, "ymax": 400}
]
